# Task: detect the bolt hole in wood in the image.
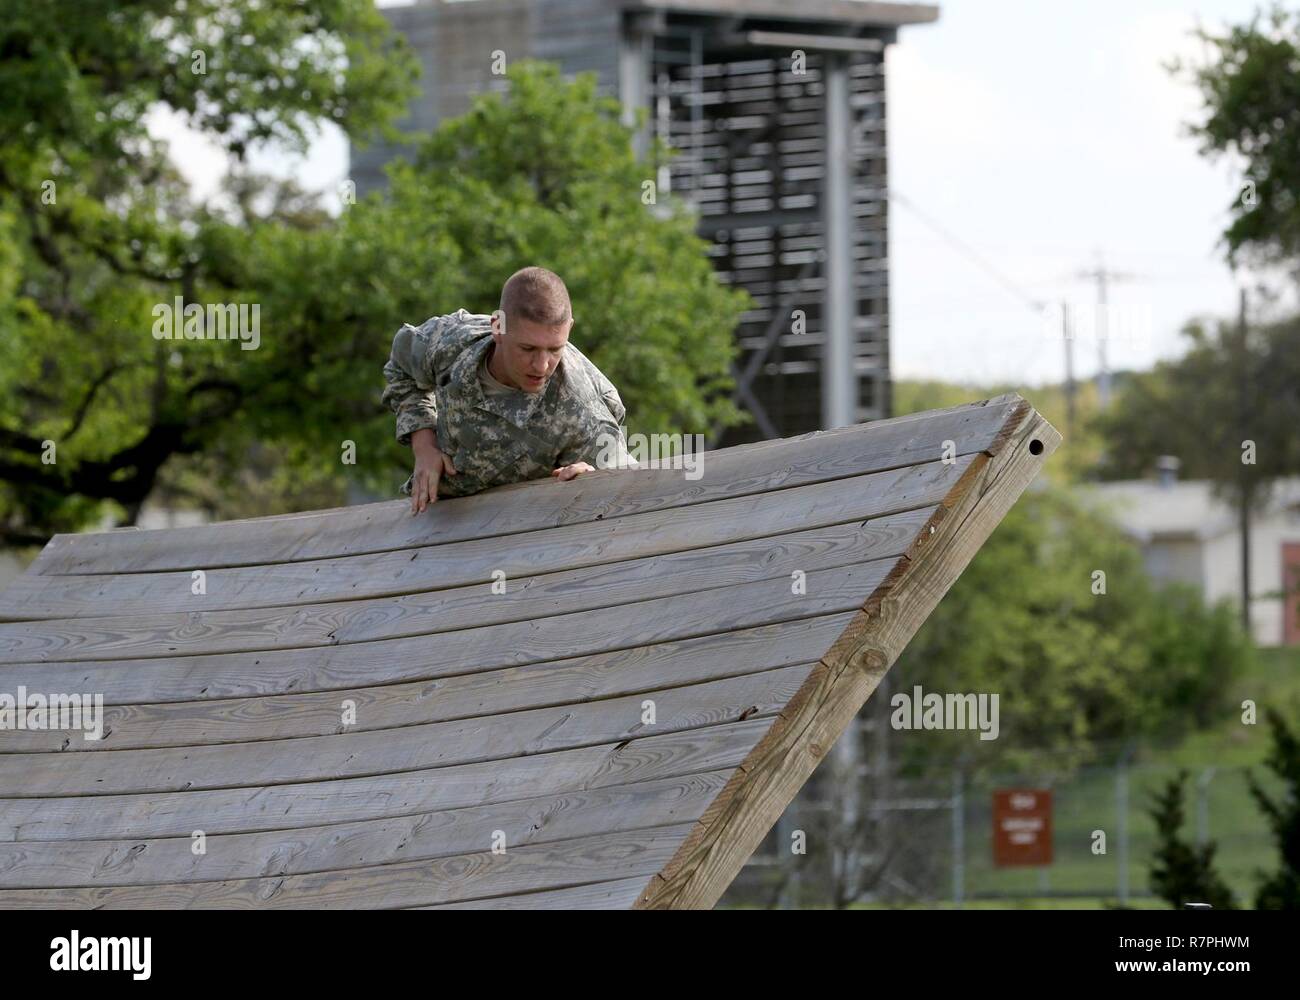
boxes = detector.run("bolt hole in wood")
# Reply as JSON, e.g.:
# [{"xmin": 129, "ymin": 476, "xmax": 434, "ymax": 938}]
[{"xmin": 1029, "ymin": 439, "xmax": 1044, "ymax": 455}]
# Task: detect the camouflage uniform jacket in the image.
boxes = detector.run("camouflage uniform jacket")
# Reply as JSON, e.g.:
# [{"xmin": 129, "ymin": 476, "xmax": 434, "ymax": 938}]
[{"xmin": 382, "ymin": 308, "xmax": 630, "ymax": 498}]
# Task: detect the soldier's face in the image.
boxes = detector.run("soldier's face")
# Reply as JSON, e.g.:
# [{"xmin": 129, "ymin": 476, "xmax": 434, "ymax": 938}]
[{"xmin": 492, "ymin": 314, "xmax": 571, "ymax": 393}]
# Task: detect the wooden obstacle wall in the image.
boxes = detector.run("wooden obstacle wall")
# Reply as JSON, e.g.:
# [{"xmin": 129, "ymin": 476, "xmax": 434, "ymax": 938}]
[{"xmin": 0, "ymin": 394, "xmax": 1058, "ymax": 908}]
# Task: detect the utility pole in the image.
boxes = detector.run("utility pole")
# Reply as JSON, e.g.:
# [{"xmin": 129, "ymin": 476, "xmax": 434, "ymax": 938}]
[
  {"xmin": 1061, "ymin": 299, "xmax": 1076, "ymax": 443},
  {"xmin": 1075, "ymin": 254, "xmax": 1142, "ymax": 409},
  {"xmin": 1236, "ymin": 286, "xmax": 1253, "ymax": 635}
]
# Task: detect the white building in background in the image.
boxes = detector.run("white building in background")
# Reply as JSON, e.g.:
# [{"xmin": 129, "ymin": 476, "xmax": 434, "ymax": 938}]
[{"xmin": 1083, "ymin": 462, "xmax": 1300, "ymax": 647}]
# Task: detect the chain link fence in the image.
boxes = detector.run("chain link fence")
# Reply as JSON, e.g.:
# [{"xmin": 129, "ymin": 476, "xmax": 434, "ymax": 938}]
[{"xmin": 723, "ymin": 748, "xmax": 1284, "ymax": 908}]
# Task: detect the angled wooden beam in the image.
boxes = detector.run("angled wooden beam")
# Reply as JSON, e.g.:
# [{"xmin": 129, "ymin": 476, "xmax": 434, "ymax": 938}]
[{"xmin": 635, "ymin": 399, "xmax": 1058, "ymax": 908}]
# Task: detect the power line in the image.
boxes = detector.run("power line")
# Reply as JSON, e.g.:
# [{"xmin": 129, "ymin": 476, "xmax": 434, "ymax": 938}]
[
  {"xmin": 889, "ymin": 188, "xmax": 1053, "ymax": 386},
  {"xmin": 889, "ymin": 188, "xmax": 1046, "ymax": 314}
]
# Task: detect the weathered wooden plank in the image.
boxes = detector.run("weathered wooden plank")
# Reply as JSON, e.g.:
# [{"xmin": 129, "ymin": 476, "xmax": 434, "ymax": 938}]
[
  {"xmin": 4, "ymin": 614, "xmax": 855, "ymax": 750},
  {"xmin": 413, "ymin": 875, "xmax": 652, "ymax": 910},
  {"xmin": 0, "ymin": 717, "xmax": 775, "ymax": 841},
  {"xmin": 0, "ymin": 770, "xmax": 731, "ymax": 889},
  {"xmin": 0, "ymin": 559, "xmax": 892, "ymax": 705},
  {"xmin": 0, "ymin": 452, "xmax": 974, "ymax": 622},
  {"xmin": 0, "ymin": 494, "xmax": 941, "ymax": 643},
  {"xmin": 0, "ymin": 823, "xmax": 697, "ymax": 909},
  {"xmin": 0, "ymin": 662, "xmax": 814, "ymax": 796},
  {"xmin": 634, "ymin": 403, "xmax": 1061, "ymax": 907},
  {"xmin": 23, "ymin": 396, "xmax": 1021, "ymax": 577}
]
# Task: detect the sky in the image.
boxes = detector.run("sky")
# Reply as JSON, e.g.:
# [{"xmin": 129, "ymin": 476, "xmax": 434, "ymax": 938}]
[
  {"xmin": 149, "ymin": 0, "xmax": 1293, "ymax": 388},
  {"xmin": 886, "ymin": 0, "xmax": 1292, "ymax": 385}
]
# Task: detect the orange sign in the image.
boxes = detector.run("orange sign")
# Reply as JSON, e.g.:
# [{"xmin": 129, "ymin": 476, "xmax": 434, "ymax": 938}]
[{"xmin": 993, "ymin": 789, "xmax": 1053, "ymax": 867}]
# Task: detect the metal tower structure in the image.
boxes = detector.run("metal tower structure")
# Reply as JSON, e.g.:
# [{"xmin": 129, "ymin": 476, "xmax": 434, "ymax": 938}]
[{"xmin": 353, "ymin": 0, "xmax": 938, "ymax": 443}]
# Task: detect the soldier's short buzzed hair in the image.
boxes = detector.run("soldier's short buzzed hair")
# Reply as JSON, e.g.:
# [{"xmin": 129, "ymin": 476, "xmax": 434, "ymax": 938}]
[{"xmin": 499, "ymin": 266, "xmax": 572, "ymax": 329}]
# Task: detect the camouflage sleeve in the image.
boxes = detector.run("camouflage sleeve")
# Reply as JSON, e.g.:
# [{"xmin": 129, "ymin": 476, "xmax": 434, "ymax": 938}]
[
  {"xmin": 558, "ymin": 383, "xmax": 638, "ymax": 470},
  {"xmin": 558, "ymin": 425, "xmax": 630, "ymax": 470},
  {"xmin": 600, "ymin": 384, "xmax": 626, "ymax": 427},
  {"xmin": 597, "ymin": 425, "xmax": 639, "ymax": 469},
  {"xmin": 381, "ymin": 320, "xmax": 442, "ymax": 446}
]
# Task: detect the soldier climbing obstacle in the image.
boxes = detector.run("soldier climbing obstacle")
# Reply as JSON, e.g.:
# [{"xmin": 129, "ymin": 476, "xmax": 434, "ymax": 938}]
[{"xmin": 382, "ymin": 266, "xmax": 636, "ymax": 515}]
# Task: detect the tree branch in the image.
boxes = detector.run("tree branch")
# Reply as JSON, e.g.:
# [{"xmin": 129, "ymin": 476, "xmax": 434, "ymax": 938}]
[{"xmin": 63, "ymin": 364, "xmax": 125, "ymax": 440}]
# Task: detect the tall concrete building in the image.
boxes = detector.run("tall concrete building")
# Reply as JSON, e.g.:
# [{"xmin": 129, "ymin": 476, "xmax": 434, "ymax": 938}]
[{"xmin": 354, "ymin": 0, "xmax": 939, "ymax": 443}]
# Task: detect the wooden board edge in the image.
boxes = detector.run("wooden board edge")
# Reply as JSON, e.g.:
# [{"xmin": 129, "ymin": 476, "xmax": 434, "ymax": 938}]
[
  {"xmin": 26, "ymin": 394, "xmax": 1027, "ymax": 576},
  {"xmin": 0, "ymin": 534, "xmax": 70, "ymax": 619},
  {"xmin": 631, "ymin": 403, "xmax": 1062, "ymax": 909}
]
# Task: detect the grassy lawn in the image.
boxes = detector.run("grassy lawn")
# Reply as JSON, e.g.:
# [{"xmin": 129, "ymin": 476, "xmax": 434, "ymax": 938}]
[{"xmin": 1161, "ymin": 645, "xmax": 1300, "ymax": 767}]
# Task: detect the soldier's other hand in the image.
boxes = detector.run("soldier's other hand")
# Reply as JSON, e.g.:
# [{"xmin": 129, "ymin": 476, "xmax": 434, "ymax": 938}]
[
  {"xmin": 551, "ymin": 462, "xmax": 595, "ymax": 482},
  {"xmin": 411, "ymin": 446, "xmax": 457, "ymax": 515}
]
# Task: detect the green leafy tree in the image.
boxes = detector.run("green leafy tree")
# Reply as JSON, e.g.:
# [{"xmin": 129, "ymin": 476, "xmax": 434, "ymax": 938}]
[
  {"xmin": 1148, "ymin": 770, "xmax": 1237, "ymax": 909},
  {"xmin": 1, "ymin": 6, "xmax": 747, "ymax": 548},
  {"xmin": 1248, "ymin": 708, "xmax": 1300, "ymax": 909},
  {"xmin": 1172, "ymin": 3, "xmax": 1300, "ymax": 269},
  {"xmin": 0, "ymin": 0, "xmax": 419, "ymax": 544},
  {"xmin": 1149, "ymin": 3, "xmax": 1300, "ymax": 629},
  {"xmin": 891, "ymin": 484, "xmax": 1253, "ymax": 774}
]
